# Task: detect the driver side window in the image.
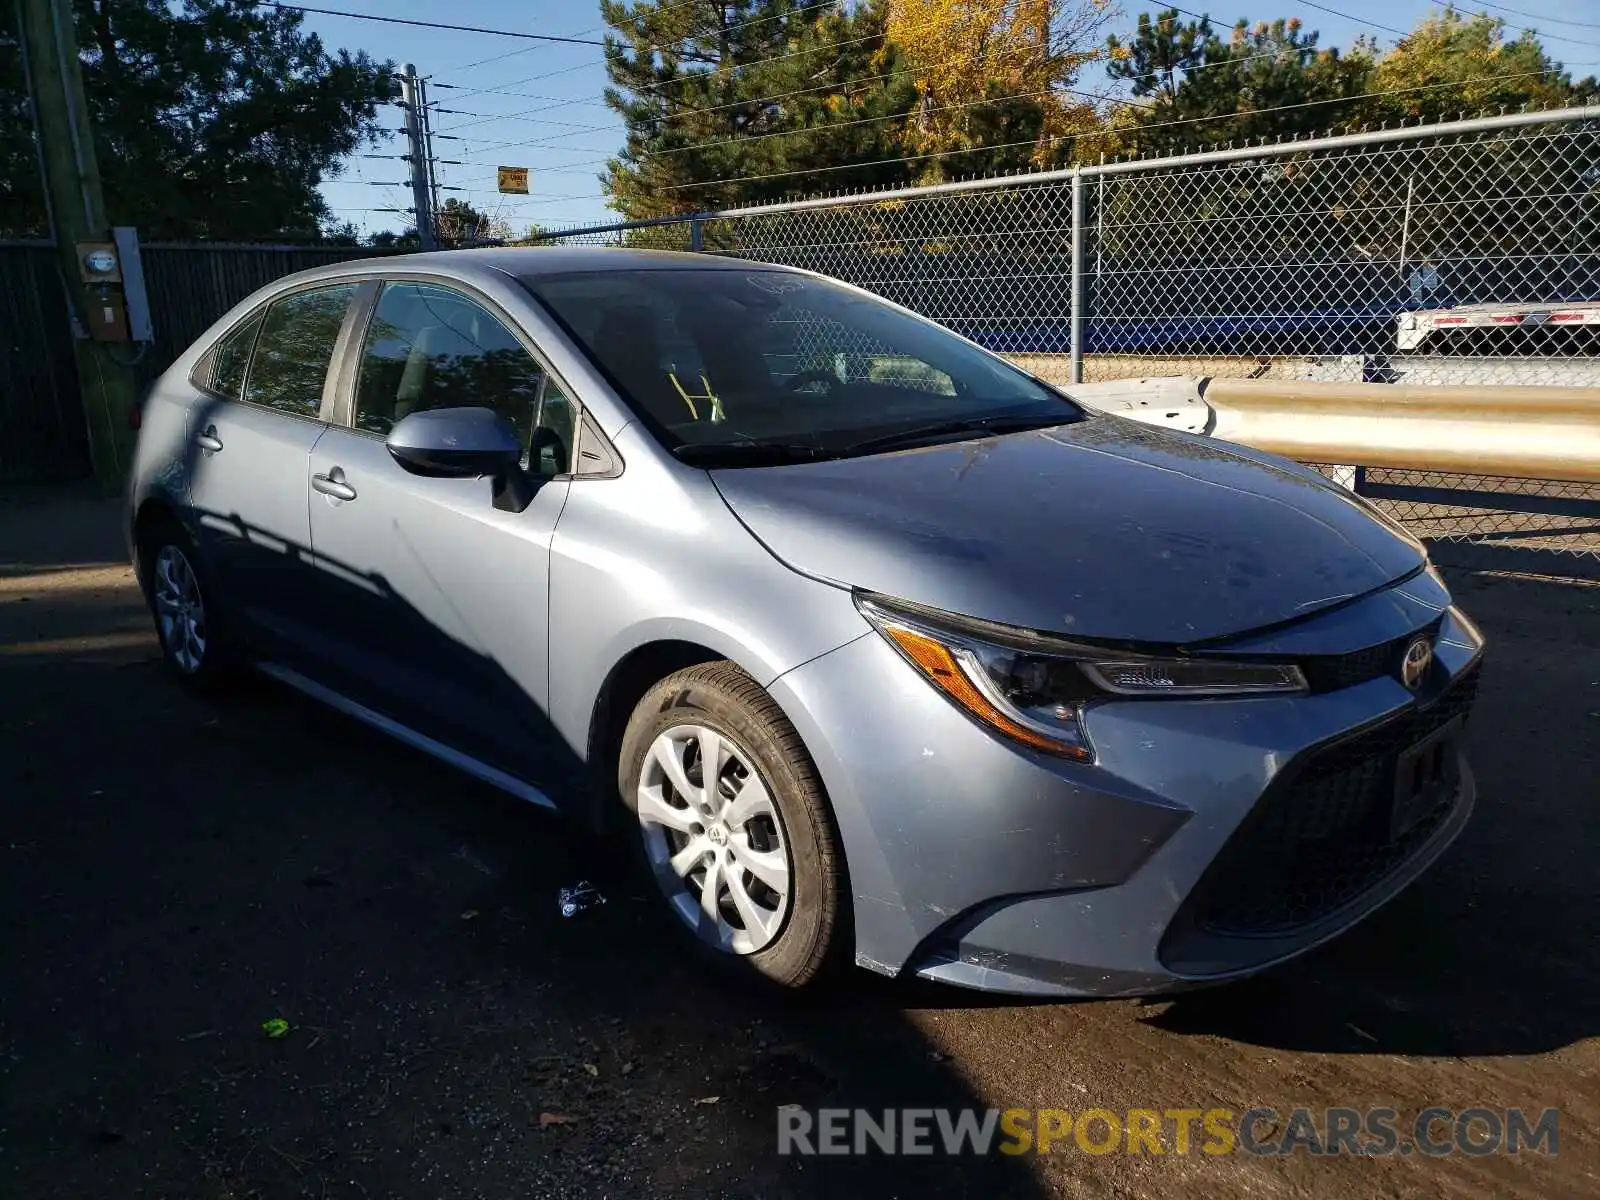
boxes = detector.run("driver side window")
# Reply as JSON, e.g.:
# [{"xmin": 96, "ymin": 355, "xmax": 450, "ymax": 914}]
[{"xmin": 352, "ymin": 281, "xmax": 577, "ymax": 476}]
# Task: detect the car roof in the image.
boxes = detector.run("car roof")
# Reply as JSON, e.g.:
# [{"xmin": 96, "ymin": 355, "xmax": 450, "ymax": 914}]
[
  {"xmin": 364, "ymin": 246, "xmax": 798, "ymax": 278},
  {"xmin": 245, "ymin": 247, "xmax": 813, "ymax": 316}
]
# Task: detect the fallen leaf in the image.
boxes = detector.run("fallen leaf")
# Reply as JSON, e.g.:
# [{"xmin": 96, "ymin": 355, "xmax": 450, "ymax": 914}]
[
  {"xmin": 692, "ymin": 1095, "xmax": 720, "ymax": 1106},
  {"xmin": 460, "ymin": 909, "xmax": 479, "ymax": 921},
  {"xmin": 537, "ymin": 1112, "xmax": 578, "ymax": 1127},
  {"xmin": 582, "ymin": 1062, "xmax": 599, "ymax": 1077},
  {"xmin": 261, "ymin": 1018, "xmax": 290, "ymax": 1039}
]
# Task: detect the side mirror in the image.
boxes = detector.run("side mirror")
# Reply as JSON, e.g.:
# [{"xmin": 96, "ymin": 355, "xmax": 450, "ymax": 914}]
[
  {"xmin": 386, "ymin": 407, "xmax": 521, "ymax": 478},
  {"xmin": 529, "ymin": 425, "xmax": 569, "ymax": 476}
]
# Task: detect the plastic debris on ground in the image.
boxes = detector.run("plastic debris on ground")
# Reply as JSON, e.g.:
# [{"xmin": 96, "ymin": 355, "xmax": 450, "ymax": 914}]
[{"xmin": 558, "ymin": 881, "xmax": 606, "ymax": 918}]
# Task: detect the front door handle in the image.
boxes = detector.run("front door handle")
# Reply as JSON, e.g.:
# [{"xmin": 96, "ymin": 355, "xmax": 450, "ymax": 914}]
[
  {"xmin": 311, "ymin": 469, "xmax": 357, "ymax": 502},
  {"xmin": 194, "ymin": 425, "xmax": 223, "ymax": 453}
]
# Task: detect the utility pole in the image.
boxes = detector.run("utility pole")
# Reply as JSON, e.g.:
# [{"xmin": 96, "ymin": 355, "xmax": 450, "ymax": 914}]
[
  {"xmin": 19, "ymin": 0, "xmax": 139, "ymax": 487},
  {"xmin": 418, "ymin": 76, "xmax": 442, "ymax": 221},
  {"xmin": 399, "ymin": 64, "xmax": 436, "ymax": 250}
]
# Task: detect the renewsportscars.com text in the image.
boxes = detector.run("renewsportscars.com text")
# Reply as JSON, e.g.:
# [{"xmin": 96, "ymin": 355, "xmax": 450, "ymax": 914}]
[{"xmin": 777, "ymin": 1106, "xmax": 1559, "ymax": 1158}]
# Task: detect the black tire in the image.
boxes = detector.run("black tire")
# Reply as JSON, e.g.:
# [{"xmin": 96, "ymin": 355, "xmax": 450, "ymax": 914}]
[
  {"xmin": 618, "ymin": 661, "xmax": 849, "ymax": 990},
  {"xmin": 137, "ymin": 518, "xmax": 239, "ymax": 691}
]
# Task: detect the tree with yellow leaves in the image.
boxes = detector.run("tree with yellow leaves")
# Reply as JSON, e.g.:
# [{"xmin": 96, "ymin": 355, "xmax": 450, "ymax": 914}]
[
  {"xmin": 887, "ymin": 0, "xmax": 1114, "ymax": 178},
  {"xmin": 1361, "ymin": 9, "xmax": 1596, "ymax": 125}
]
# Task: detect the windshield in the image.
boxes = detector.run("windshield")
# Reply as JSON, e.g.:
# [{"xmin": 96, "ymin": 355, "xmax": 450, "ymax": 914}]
[{"xmin": 519, "ymin": 268, "xmax": 1084, "ymax": 464}]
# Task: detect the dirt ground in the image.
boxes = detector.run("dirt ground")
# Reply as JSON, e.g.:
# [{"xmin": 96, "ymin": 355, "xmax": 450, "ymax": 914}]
[{"xmin": 1, "ymin": 487, "xmax": 1597, "ymax": 1199}]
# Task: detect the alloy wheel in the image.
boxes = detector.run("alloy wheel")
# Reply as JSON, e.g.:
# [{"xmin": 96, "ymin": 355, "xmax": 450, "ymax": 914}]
[{"xmin": 152, "ymin": 544, "xmax": 207, "ymax": 674}]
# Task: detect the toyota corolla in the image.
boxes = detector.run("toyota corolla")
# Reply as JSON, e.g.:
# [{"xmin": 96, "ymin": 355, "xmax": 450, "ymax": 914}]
[{"xmin": 126, "ymin": 248, "xmax": 1484, "ymax": 996}]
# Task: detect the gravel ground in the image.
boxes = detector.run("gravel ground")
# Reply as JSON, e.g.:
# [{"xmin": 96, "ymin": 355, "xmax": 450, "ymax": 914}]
[{"xmin": 1, "ymin": 488, "xmax": 1597, "ymax": 1199}]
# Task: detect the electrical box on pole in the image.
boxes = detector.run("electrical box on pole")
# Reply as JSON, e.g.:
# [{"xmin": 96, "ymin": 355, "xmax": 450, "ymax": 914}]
[{"xmin": 19, "ymin": 0, "xmax": 143, "ymax": 486}]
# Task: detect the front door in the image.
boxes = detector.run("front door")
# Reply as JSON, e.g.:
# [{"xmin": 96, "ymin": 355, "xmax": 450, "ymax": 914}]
[
  {"xmin": 305, "ymin": 280, "xmax": 579, "ymax": 786},
  {"xmin": 185, "ymin": 282, "xmax": 357, "ymax": 656}
]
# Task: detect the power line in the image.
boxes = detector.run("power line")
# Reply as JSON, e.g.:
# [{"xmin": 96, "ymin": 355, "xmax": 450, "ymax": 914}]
[
  {"xmin": 1169, "ymin": 1, "xmax": 1600, "ymax": 58},
  {"xmin": 437, "ymin": 110, "xmax": 614, "ymax": 135},
  {"xmin": 1257, "ymin": 0, "xmax": 1409, "ymax": 40},
  {"xmin": 263, "ymin": 4, "xmax": 608, "ymax": 47},
  {"xmin": 434, "ymin": 4, "xmax": 925, "ymax": 102},
  {"xmin": 439, "ymin": 0, "xmax": 711, "ymax": 73},
  {"xmin": 1286, "ymin": 0, "xmax": 1600, "ymax": 50},
  {"xmin": 432, "ymin": 86, "xmax": 608, "ymax": 108},
  {"xmin": 649, "ymin": 80, "xmax": 1142, "ymax": 163},
  {"xmin": 440, "ymin": 60, "xmax": 604, "ymax": 105},
  {"xmin": 1424, "ymin": 1, "xmax": 1600, "ymax": 50},
  {"xmin": 434, "ymin": 0, "xmax": 829, "ymax": 97},
  {"xmin": 1443, "ymin": 1, "xmax": 1600, "ymax": 30},
  {"xmin": 618, "ymin": 24, "xmax": 1538, "ymax": 166},
  {"xmin": 654, "ymin": 68, "xmax": 1582, "ymax": 193}
]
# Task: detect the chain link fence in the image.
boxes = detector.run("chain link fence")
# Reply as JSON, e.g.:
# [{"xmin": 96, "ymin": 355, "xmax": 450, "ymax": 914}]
[{"xmin": 533, "ymin": 108, "xmax": 1600, "ymax": 561}]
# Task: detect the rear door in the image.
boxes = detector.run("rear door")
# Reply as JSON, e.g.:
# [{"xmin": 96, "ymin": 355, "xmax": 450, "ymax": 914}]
[
  {"xmin": 304, "ymin": 278, "xmax": 585, "ymax": 786},
  {"xmin": 185, "ymin": 281, "xmax": 360, "ymax": 656}
]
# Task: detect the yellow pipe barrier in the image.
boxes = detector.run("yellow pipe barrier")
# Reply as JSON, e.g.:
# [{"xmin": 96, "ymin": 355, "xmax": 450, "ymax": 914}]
[{"xmin": 1200, "ymin": 378, "xmax": 1600, "ymax": 483}]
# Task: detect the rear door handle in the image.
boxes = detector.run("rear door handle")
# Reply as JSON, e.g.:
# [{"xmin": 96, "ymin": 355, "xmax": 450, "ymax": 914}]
[
  {"xmin": 311, "ymin": 470, "xmax": 357, "ymax": 502},
  {"xmin": 194, "ymin": 426, "xmax": 223, "ymax": 453}
]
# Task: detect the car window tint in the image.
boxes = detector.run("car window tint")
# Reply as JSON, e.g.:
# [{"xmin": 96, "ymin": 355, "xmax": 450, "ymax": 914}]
[
  {"xmin": 208, "ymin": 310, "xmax": 263, "ymax": 400},
  {"xmin": 242, "ymin": 284, "xmax": 355, "ymax": 418},
  {"xmin": 353, "ymin": 282, "xmax": 545, "ymax": 445}
]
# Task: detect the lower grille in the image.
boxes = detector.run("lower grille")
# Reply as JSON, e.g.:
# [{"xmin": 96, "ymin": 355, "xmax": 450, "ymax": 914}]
[{"xmin": 1189, "ymin": 663, "xmax": 1481, "ymax": 937}]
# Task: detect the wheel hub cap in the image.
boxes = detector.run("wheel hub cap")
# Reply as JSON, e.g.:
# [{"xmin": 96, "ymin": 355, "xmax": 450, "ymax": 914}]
[{"xmin": 635, "ymin": 724, "xmax": 793, "ymax": 955}]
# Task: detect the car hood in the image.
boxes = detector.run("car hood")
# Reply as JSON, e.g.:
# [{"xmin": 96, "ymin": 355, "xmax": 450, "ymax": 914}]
[{"xmin": 709, "ymin": 417, "xmax": 1427, "ymax": 646}]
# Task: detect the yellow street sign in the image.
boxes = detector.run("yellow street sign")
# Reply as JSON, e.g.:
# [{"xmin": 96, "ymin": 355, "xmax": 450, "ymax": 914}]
[{"xmin": 497, "ymin": 166, "xmax": 529, "ymax": 195}]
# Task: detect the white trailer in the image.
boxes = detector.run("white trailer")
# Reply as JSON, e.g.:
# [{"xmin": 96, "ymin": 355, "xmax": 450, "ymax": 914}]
[{"xmin": 1397, "ymin": 301, "xmax": 1600, "ymax": 352}]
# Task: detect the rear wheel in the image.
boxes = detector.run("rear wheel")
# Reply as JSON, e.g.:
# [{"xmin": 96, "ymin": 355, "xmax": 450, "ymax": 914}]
[
  {"xmin": 618, "ymin": 662, "xmax": 848, "ymax": 989},
  {"xmin": 138, "ymin": 520, "xmax": 237, "ymax": 690}
]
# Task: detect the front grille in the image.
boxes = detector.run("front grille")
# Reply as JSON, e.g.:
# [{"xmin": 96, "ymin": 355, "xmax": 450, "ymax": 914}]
[
  {"xmin": 1189, "ymin": 662, "xmax": 1481, "ymax": 937},
  {"xmin": 1297, "ymin": 618, "xmax": 1444, "ymax": 692}
]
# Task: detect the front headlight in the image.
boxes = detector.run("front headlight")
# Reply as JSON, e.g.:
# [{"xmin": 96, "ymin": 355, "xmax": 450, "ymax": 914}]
[{"xmin": 856, "ymin": 595, "xmax": 1306, "ymax": 762}]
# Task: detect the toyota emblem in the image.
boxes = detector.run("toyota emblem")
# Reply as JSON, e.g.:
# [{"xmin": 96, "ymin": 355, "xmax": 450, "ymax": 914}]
[{"xmin": 1400, "ymin": 636, "xmax": 1434, "ymax": 691}]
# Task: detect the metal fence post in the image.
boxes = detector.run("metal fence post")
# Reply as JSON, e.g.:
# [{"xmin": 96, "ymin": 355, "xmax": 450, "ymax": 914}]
[
  {"xmin": 690, "ymin": 218, "xmax": 703, "ymax": 252},
  {"xmin": 1069, "ymin": 166, "xmax": 1085, "ymax": 385}
]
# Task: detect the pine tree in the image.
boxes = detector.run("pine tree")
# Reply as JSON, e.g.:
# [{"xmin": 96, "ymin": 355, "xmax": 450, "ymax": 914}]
[
  {"xmin": 600, "ymin": 0, "xmax": 916, "ymax": 216},
  {"xmin": 1105, "ymin": 8, "xmax": 1212, "ymax": 107},
  {"xmin": 0, "ymin": 0, "xmax": 394, "ymax": 239}
]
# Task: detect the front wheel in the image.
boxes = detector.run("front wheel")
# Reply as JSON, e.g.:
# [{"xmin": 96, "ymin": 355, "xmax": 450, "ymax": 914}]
[{"xmin": 618, "ymin": 662, "xmax": 849, "ymax": 989}]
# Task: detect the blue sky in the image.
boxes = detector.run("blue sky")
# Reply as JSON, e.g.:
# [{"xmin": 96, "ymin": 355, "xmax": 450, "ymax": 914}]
[{"xmin": 301, "ymin": 1, "xmax": 1599, "ymax": 237}]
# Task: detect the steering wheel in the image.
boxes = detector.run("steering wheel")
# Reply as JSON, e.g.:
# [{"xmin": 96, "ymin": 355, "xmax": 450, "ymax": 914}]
[{"xmin": 784, "ymin": 369, "xmax": 839, "ymax": 394}]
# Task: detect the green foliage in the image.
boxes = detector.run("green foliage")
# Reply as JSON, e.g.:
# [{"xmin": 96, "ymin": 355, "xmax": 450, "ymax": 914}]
[
  {"xmin": 1106, "ymin": 8, "xmax": 1597, "ymax": 158},
  {"xmin": 600, "ymin": 0, "xmax": 918, "ymax": 217},
  {"xmin": 1105, "ymin": 14, "xmax": 1373, "ymax": 155},
  {"xmin": 1358, "ymin": 9, "xmax": 1597, "ymax": 124},
  {"xmin": 887, "ymin": 0, "xmax": 1110, "ymax": 180},
  {"xmin": 1106, "ymin": 7, "xmax": 1211, "ymax": 105},
  {"xmin": 435, "ymin": 197, "xmax": 514, "ymax": 247},
  {"xmin": 1, "ymin": 0, "xmax": 395, "ymax": 239}
]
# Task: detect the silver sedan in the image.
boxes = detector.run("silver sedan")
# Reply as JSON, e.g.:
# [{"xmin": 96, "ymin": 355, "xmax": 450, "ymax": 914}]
[{"xmin": 126, "ymin": 248, "xmax": 1484, "ymax": 996}]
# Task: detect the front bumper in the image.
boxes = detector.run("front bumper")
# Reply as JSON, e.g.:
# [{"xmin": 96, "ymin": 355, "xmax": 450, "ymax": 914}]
[{"xmin": 767, "ymin": 588, "xmax": 1483, "ymax": 998}]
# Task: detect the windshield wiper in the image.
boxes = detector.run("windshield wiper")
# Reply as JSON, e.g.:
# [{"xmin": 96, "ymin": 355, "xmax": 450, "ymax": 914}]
[
  {"xmin": 671, "ymin": 441, "xmax": 833, "ymax": 467},
  {"xmin": 838, "ymin": 413, "xmax": 1068, "ymax": 457}
]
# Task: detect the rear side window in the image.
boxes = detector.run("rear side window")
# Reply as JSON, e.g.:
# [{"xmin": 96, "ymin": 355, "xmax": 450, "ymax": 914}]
[
  {"xmin": 205, "ymin": 310, "xmax": 263, "ymax": 400},
  {"xmin": 241, "ymin": 284, "xmax": 356, "ymax": 418}
]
